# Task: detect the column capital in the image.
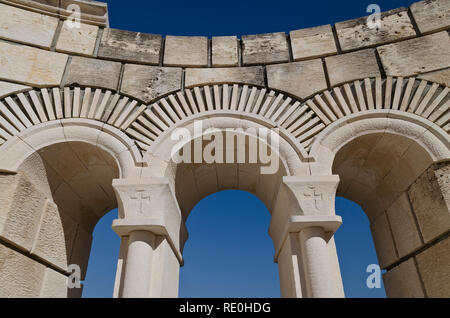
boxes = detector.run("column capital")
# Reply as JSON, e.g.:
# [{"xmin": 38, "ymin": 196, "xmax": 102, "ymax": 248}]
[
  {"xmin": 112, "ymin": 177, "xmax": 184, "ymax": 265},
  {"xmin": 283, "ymin": 175, "xmax": 340, "ymax": 216},
  {"xmin": 274, "ymin": 215, "xmax": 342, "ymax": 262}
]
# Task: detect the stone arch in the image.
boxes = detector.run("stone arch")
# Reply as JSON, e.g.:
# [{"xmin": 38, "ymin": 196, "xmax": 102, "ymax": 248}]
[
  {"xmin": 0, "ymin": 136, "xmax": 123, "ymax": 297},
  {"xmin": 0, "ymin": 77, "xmax": 448, "ymax": 167},
  {"xmin": 312, "ymin": 111, "xmax": 450, "ymax": 297}
]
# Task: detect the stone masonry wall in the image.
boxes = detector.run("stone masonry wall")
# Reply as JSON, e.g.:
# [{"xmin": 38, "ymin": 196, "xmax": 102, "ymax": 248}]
[
  {"xmin": 0, "ymin": 171, "xmax": 90, "ymax": 297},
  {"xmin": 376, "ymin": 161, "xmax": 450, "ymax": 297},
  {"xmin": 0, "ymin": 0, "xmax": 448, "ymax": 106}
]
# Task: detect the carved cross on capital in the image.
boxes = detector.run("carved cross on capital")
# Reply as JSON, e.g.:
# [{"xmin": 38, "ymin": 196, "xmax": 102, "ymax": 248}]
[
  {"xmin": 303, "ymin": 186, "xmax": 323, "ymax": 210},
  {"xmin": 130, "ymin": 190, "xmax": 151, "ymax": 214}
]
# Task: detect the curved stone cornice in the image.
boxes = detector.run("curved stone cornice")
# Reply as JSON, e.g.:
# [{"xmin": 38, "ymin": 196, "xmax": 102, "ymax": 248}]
[
  {"xmin": 0, "ymin": 77, "xmax": 448, "ymax": 163},
  {"xmin": 0, "ymin": 0, "xmax": 109, "ymax": 27}
]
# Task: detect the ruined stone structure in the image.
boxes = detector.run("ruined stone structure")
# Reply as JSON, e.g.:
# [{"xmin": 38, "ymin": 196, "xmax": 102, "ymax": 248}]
[{"xmin": 0, "ymin": 0, "xmax": 449, "ymax": 298}]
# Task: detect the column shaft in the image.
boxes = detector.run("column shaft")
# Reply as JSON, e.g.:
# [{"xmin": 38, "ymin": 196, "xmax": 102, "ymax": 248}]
[
  {"xmin": 299, "ymin": 227, "xmax": 333, "ymax": 298},
  {"xmin": 121, "ymin": 231, "xmax": 156, "ymax": 298}
]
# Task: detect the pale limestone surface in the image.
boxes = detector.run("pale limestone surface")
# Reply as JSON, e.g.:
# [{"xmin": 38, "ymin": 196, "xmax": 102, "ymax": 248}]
[
  {"xmin": 185, "ymin": 66, "xmax": 264, "ymax": 88},
  {"xmin": 377, "ymin": 31, "xmax": 450, "ymax": 77},
  {"xmin": 40, "ymin": 268, "xmax": 69, "ymax": 298},
  {"xmin": 266, "ymin": 59, "xmax": 327, "ymax": 100},
  {"xmin": 335, "ymin": 8, "xmax": 416, "ymax": 51},
  {"xmin": 56, "ymin": 20, "xmax": 99, "ymax": 56},
  {"xmin": 64, "ymin": 56, "xmax": 122, "ymax": 90},
  {"xmin": 98, "ymin": 28, "xmax": 162, "ymax": 65},
  {"xmin": 0, "ymin": 41, "xmax": 68, "ymax": 86},
  {"xmin": 121, "ymin": 64, "xmax": 182, "ymax": 103},
  {"xmin": 163, "ymin": 36, "xmax": 208, "ymax": 67},
  {"xmin": 410, "ymin": 0, "xmax": 450, "ymax": 34},
  {"xmin": 416, "ymin": 237, "xmax": 450, "ymax": 297},
  {"xmin": 417, "ymin": 68, "xmax": 450, "ymax": 87},
  {"xmin": 383, "ymin": 258, "xmax": 425, "ymax": 298},
  {"xmin": 212, "ymin": 36, "xmax": 238, "ymax": 67},
  {"xmin": 386, "ymin": 193, "xmax": 423, "ymax": 258},
  {"xmin": 0, "ymin": 81, "xmax": 30, "ymax": 98},
  {"xmin": 408, "ymin": 162, "xmax": 450, "ymax": 243},
  {"xmin": 31, "ymin": 200, "xmax": 78, "ymax": 272},
  {"xmin": 0, "ymin": 244, "xmax": 46, "ymax": 298},
  {"xmin": 0, "ymin": 3, "xmax": 59, "ymax": 48},
  {"xmin": 290, "ymin": 25, "xmax": 337, "ymax": 61},
  {"xmin": 0, "ymin": 173, "xmax": 46, "ymax": 251},
  {"xmin": 325, "ymin": 49, "xmax": 380, "ymax": 86},
  {"xmin": 242, "ymin": 32, "xmax": 289, "ymax": 65}
]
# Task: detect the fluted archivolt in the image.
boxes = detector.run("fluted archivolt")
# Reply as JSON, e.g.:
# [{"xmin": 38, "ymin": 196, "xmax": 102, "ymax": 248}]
[{"xmin": 0, "ymin": 77, "xmax": 448, "ymax": 156}]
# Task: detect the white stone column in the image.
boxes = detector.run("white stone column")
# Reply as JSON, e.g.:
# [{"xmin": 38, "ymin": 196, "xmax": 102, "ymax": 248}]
[
  {"xmin": 111, "ymin": 178, "xmax": 183, "ymax": 298},
  {"xmin": 300, "ymin": 226, "xmax": 333, "ymax": 298},
  {"xmin": 272, "ymin": 175, "xmax": 345, "ymax": 298}
]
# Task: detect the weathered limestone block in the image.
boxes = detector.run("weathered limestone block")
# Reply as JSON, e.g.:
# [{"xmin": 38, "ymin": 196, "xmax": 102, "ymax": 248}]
[
  {"xmin": 416, "ymin": 236, "xmax": 450, "ymax": 297},
  {"xmin": 31, "ymin": 200, "xmax": 78, "ymax": 271},
  {"xmin": 266, "ymin": 59, "xmax": 327, "ymax": 100},
  {"xmin": 383, "ymin": 258, "xmax": 425, "ymax": 298},
  {"xmin": 0, "ymin": 3, "xmax": 59, "ymax": 48},
  {"xmin": 0, "ymin": 243, "xmax": 46, "ymax": 297},
  {"xmin": 386, "ymin": 193, "xmax": 423, "ymax": 258},
  {"xmin": 410, "ymin": 0, "xmax": 450, "ymax": 34},
  {"xmin": 242, "ymin": 32, "xmax": 289, "ymax": 65},
  {"xmin": 0, "ymin": 173, "xmax": 46, "ymax": 251},
  {"xmin": 212, "ymin": 36, "xmax": 238, "ymax": 67},
  {"xmin": 417, "ymin": 68, "xmax": 450, "ymax": 87},
  {"xmin": 120, "ymin": 64, "xmax": 182, "ymax": 103},
  {"xmin": 408, "ymin": 161, "xmax": 450, "ymax": 243},
  {"xmin": 98, "ymin": 28, "xmax": 162, "ymax": 65},
  {"xmin": 335, "ymin": 8, "xmax": 416, "ymax": 51},
  {"xmin": 64, "ymin": 56, "xmax": 122, "ymax": 91},
  {"xmin": 289, "ymin": 24, "xmax": 337, "ymax": 61},
  {"xmin": 370, "ymin": 212, "xmax": 398, "ymax": 268},
  {"xmin": 0, "ymin": 81, "xmax": 30, "ymax": 99},
  {"xmin": 0, "ymin": 41, "xmax": 68, "ymax": 87},
  {"xmin": 163, "ymin": 36, "xmax": 208, "ymax": 67},
  {"xmin": 325, "ymin": 49, "xmax": 381, "ymax": 86},
  {"xmin": 56, "ymin": 20, "xmax": 99, "ymax": 56},
  {"xmin": 377, "ymin": 31, "xmax": 450, "ymax": 77},
  {"xmin": 185, "ymin": 66, "xmax": 264, "ymax": 88},
  {"xmin": 40, "ymin": 268, "xmax": 69, "ymax": 298}
]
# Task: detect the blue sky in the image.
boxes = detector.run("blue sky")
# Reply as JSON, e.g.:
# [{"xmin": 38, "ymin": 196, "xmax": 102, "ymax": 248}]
[{"xmin": 81, "ymin": 0, "xmax": 419, "ymax": 298}]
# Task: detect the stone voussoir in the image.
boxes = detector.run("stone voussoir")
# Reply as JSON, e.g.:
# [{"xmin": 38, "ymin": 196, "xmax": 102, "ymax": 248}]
[
  {"xmin": 266, "ymin": 59, "xmax": 328, "ymax": 100},
  {"xmin": 325, "ymin": 48, "xmax": 381, "ymax": 86},
  {"xmin": 0, "ymin": 41, "xmax": 68, "ymax": 87},
  {"xmin": 0, "ymin": 3, "xmax": 59, "ymax": 49},
  {"xmin": 377, "ymin": 31, "xmax": 450, "ymax": 77},
  {"xmin": 410, "ymin": 0, "xmax": 450, "ymax": 34},
  {"xmin": 163, "ymin": 35, "xmax": 208, "ymax": 67},
  {"xmin": 98, "ymin": 28, "xmax": 162, "ymax": 65},
  {"xmin": 64, "ymin": 56, "xmax": 122, "ymax": 91},
  {"xmin": 289, "ymin": 24, "xmax": 337, "ymax": 61},
  {"xmin": 185, "ymin": 66, "xmax": 264, "ymax": 88},
  {"xmin": 120, "ymin": 64, "xmax": 182, "ymax": 103},
  {"xmin": 56, "ymin": 20, "xmax": 99, "ymax": 57},
  {"xmin": 212, "ymin": 36, "xmax": 238, "ymax": 67},
  {"xmin": 335, "ymin": 7, "xmax": 416, "ymax": 52},
  {"xmin": 242, "ymin": 32, "xmax": 289, "ymax": 66}
]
